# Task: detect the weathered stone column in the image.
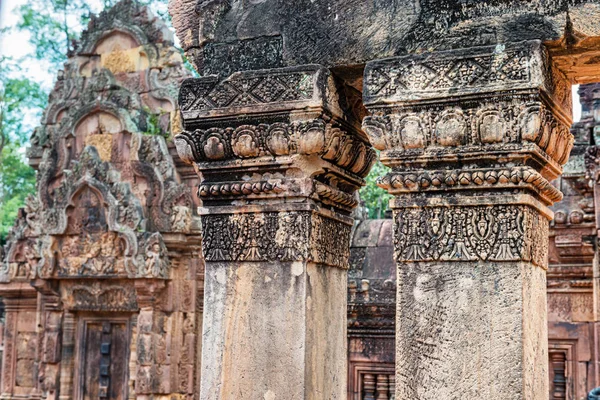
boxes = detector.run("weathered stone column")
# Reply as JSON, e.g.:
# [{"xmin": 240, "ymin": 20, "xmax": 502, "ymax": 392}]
[
  {"xmin": 362, "ymin": 41, "xmax": 573, "ymax": 399},
  {"xmin": 175, "ymin": 65, "xmax": 374, "ymax": 399}
]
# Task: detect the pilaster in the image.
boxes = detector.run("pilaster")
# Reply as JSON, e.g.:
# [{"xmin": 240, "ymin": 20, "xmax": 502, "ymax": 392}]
[
  {"xmin": 362, "ymin": 40, "xmax": 573, "ymax": 399},
  {"xmin": 175, "ymin": 65, "xmax": 375, "ymax": 399},
  {"xmin": 0, "ymin": 283, "xmax": 41, "ymax": 400}
]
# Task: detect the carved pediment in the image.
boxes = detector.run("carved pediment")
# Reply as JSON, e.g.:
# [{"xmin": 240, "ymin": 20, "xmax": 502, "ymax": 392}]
[{"xmin": 2, "ymin": 0, "xmax": 196, "ymax": 288}]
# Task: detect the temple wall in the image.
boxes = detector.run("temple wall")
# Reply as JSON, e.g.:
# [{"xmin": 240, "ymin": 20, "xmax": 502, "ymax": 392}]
[{"xmin": 0, "ymin": 1, "xmax": 202, "ymax": 399}]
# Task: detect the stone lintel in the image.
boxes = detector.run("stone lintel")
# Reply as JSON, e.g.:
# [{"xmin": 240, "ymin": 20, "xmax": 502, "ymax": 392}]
[{"xmin": 0, "ymin": 282, "xmax": 38, "ymax": 302}]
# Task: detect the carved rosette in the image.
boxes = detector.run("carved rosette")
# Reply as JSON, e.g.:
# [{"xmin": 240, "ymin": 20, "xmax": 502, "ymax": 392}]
[
  {"xmin": 363, "ymin": 40, "xmax": 573, "ymax": 266},
  {"xmin": 176, "ymin": 65, "xmax": 375, "ymax": 267}
]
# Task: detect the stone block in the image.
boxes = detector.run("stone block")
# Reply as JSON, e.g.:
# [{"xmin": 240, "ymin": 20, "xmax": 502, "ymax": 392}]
[
  {"xmin": 101, "ymin": 47, "xmax": 149, "ymax": 74},
  {"xmin": 15, "ymin": 359, "xmax": 36, "ymax": 388},
  {"xmin": 16, "ymin": 332, "xmax": 37, "ymax": 360},
  {"xmin": 85, "ymin": 134, "xmax": 114, "ymax": 161}
]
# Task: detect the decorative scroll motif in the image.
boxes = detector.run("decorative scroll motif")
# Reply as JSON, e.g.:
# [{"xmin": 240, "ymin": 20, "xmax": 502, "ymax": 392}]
[
  {"xmin": 175, "ymin": 120, "xmax": 375, "ymax": 178},
  {"xmin": 364, "ymin": 47, "xmax": 531, "ymax": 99},
  {"xmin": 148, "ymin": 63, "xmax": 190, "ymax": 109},
  {"xmin": 363, "ymin": 99, "xmax": 573, "ymax": 167},
  {"xmin": 394, "ymin": 205, "xmax": 548, "ymax": 267},
  {"xmin": 202, "ymin": 212, "xmax": 351, "ymax": 268},
  {"xmin": 178, "ymin": 67, "xmax": 317, "ymax": 114},
  {"xmin": 202, "ymin": 212, "xmax": 310, "ymax": 263},
  {"xmin": 311, "ymin": 214, "xmax": 352, "ymax": 269},
  {"xmin": 133, "ymin": 134, "xmax": 195, "ymax": 233},
  {"xmin": 379, "ymin": 167, "xmax": 563, "ymax": 204},
  {"xmin": 314, "ymin": 182, "xmax": 359, "ymax": 209},
  {"xmin": 62, "ymin": 282, "xmax": 138, "ymax": 311}
]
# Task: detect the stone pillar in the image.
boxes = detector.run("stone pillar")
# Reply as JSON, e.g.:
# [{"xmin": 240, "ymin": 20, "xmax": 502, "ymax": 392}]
[
  {"xmin": 362, "ymin": 41, "xmax": 573, "ymax": 399},
  {"xmin": 175, "ymin": 65, "xmax": 374, "ymax": 399}
]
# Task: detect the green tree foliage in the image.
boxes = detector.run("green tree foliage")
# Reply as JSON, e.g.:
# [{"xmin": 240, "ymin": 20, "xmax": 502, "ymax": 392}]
[
  {"xmin": 359, "ymin": 160, "xmax": 392, "ymax": 220},
  {"xmin": 0, "ymin": 57, "xmax": 47, "ymax": 243}
]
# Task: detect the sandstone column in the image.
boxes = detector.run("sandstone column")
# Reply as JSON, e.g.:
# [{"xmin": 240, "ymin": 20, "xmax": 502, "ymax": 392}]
[
  {"xmin": 362, "ymin": 41, "xmax": 573, "ymax": 399},
  {"xmin": 175, "ymin": 65, "xmax": 374, "ymax": 399}
]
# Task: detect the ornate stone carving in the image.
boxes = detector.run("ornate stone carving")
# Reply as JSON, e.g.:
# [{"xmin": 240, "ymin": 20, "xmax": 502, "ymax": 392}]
[
  {"xmin": 364, "ymin": 41, "xmax": 568, "ymax": 105},
  {"xmin": 178, "ymin": 66, "xmax": 322, "ymax": 119},
  {"xmin": 75, "ymin": 0, "xmax": 173, "ymax": 55},
  {"xmin": 202, "ymin": 212, "xmax": 352, "ymax": 268},
  {"xmin": 140, "ymin": 233, "xmax": 170, "ymax": 278},
  {"xmin": 176, "ymin": 120, "xmax": 375, "ymax": 178},
  {"xmin": 1, "ymin": 3, "xmax": 203, "ymax": 399},
  {"xmin": 394, "ymin": 204, "xmax": 548, "ymax": 267},
  {"xmin": 363, "ymin": 99, "xmax": 573, "ymax": 169},
  {"xmin": 379, "ymin": 166, "xmax": 563, "ymax": 205},
  {"xmin": 364, "ymin": 46, "xmax": 532, "ymax": 99},
  {"xmin": 61, "ymin": 281, "xmax": 138, "ymax": 311}
]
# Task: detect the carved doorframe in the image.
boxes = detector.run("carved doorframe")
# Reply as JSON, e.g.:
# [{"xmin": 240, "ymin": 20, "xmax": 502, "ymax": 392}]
[
  {"xmin": 548, "ymin": 339, "xmax": 577, "ymax": 400},
  {"xmin": 72, "ymin": 314, "xmax": 132, "ymax": 400}
]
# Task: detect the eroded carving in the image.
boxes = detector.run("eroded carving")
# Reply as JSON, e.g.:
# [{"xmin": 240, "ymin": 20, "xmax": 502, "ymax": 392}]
[{"xmin": 394, "ymin": 205, "xmax": 548, "ymax": 267}]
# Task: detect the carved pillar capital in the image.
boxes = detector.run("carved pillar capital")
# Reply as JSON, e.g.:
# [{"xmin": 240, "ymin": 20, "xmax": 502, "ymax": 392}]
[
  {"xmin": 175, "ymin": 65, "xmax": 375, "ymax": 215},
  {"xmin": 363, "ymin": 40, "xmax": 573, "ymax": 209}
]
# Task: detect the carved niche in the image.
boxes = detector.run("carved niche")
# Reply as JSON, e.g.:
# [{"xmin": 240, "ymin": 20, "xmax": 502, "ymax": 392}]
[{"xmin": 0, "ymin": 2, "xmax": 202, "ymax": 399}]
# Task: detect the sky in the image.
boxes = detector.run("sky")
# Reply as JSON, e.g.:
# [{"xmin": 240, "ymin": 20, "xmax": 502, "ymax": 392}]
[
  {"xmin": 1, "ymin": 0, "xmax": 67, "ymax": 89},
  {"xmin": 0, "ymin": 0, "xmax": 583, "ymax": 122}
]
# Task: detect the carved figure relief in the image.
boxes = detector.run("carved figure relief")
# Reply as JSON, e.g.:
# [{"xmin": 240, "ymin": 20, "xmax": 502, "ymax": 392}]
[
  {"xmin": 0, "ymin": 2, "xmax": 202, "ymax": 399},
  {"xmin": 395, "ymin": 205, "xmax": 547, "ymax": 266}
]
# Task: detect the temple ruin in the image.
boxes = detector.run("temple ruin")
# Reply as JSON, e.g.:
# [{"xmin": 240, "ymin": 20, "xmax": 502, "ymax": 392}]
[
  {"xmin": 0, "ymin": 1, "xmax": 202, "ymax": 398},
  {"xmin": 1, "ymin": 0, "xmax": 600, "ymax": 399}
]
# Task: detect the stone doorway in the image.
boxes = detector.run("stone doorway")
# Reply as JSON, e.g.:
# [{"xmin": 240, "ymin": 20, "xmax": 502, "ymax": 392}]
[{"xmin": 74, "ymin": 316, "xmax": 131, "ymax": 400}]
